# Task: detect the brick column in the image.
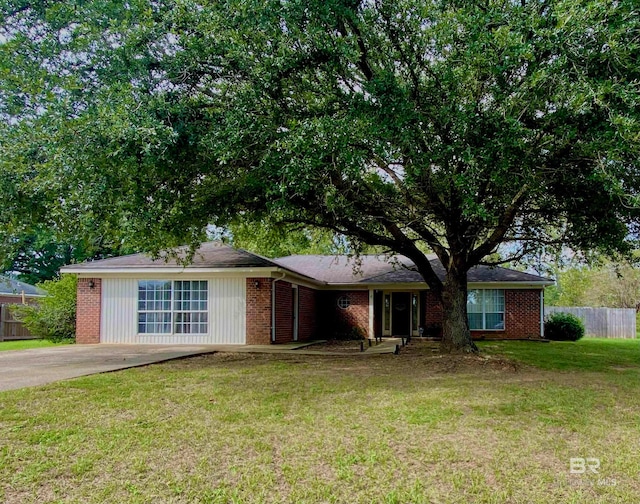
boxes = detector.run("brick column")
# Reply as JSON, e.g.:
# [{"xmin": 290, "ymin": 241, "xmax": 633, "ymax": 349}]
[
  {"xmin": 298, "ymin": 286, "xmax": 317, "ymax": 341},
  {"xmin": 76, "ymin": 278, "xmax": 101, "ymax": 344},
  {"xmin": 274, "ymin": 281, "xmax": 293, "ymax": 343},
  {"xmin": 246, "ymin": 278, "xmax": 273, "ymax": 345}
]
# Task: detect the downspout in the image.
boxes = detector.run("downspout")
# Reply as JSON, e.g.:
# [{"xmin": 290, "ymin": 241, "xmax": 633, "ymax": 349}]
[
  {"xmin": 540, "ymin": 289, "xmax": 545, "ymax": 338},
  {"xmin": 271, "ymin": 272, "xmax": 286, "ymax": 343}
]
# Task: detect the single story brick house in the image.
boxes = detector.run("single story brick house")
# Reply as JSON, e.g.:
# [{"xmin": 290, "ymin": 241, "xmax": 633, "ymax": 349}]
[{"xmin": 61, "ymin": 242, "xmax": 553, "ymax": 345}]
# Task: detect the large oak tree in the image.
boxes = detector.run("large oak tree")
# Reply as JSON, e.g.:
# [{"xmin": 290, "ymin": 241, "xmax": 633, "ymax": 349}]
[{"xmin": 2, "ymin": 0, "xmax": 640, "ymax": 352}]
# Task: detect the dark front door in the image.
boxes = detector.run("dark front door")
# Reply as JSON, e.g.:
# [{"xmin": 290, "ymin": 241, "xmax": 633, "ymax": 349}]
[{"xmin": 392, "ymin": 292, "xmax": 411, "ymax": 336}]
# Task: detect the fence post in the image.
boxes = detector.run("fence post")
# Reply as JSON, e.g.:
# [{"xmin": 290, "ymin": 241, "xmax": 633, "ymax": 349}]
[{"xmin": 0, "ymin": 305, "xmax": 4, "ymax": 342}]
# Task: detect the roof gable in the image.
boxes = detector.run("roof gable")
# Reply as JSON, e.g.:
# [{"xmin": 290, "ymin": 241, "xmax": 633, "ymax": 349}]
[{"xmin": 60, "ymin": 242, "xmax": 279, "ymax": 271}]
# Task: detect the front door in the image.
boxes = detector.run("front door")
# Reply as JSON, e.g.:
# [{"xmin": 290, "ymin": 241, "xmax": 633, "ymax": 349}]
[{"xmin": 391, "ymin": 292, "xmax": 411, "ymax": 336}]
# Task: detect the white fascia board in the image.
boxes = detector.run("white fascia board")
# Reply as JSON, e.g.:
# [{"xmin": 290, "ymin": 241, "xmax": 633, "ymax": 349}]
[
  {"xmin": 321, "ymin": 281, "xmax": 551, "ymax": 290},
  {"xmin": 64, "ymin": 266, "xmax": 325, "ymax": 288},
  {"xmin": 274, "ymin": 272, "xmax": 324, "ymax": 289},
  {"xmin": 468, "ymin": 282, "xmax": 552, "ymax": 289},
  {"xmin": 66, "ymin": 267, "xmax": 281, "ymax": 277}
]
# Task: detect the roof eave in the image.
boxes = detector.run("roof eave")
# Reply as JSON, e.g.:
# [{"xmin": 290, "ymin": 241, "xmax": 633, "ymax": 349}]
[
  {"xmin": 323, "ymin": 280, "xmax": 553, "ymax": 289},
  {"xmin": 60, "ymin": 265, "xmax": 325, "ymax": 286},
  {"xmin": 61, "ymin": 266, "xmax": 282, "ymax": 275}
]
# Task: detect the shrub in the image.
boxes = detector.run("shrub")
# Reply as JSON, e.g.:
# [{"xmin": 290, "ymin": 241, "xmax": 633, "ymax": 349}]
[
  {"xmin": 12, "ymin": 275, "xmax": 77, "ymax": 342},
  {"xmin": 333, "ymin": 326, "xmax": 365, "ymax": 340},
  {"xmin": 544, "ymin": 312, "xmax": 585, "ymax": 341},
  {"xmin": 422, "ymin": 323, "xmax": 442, "ymax": 338}
]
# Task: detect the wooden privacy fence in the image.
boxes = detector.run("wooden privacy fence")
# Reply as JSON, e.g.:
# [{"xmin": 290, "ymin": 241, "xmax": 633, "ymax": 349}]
[
  {"xmin": 545, "ymin": 306, "xmax": 637, "ymax": 339},
  {"xmin": 0, "ymin": 304, "xmax": 36, "ymax": 341}
]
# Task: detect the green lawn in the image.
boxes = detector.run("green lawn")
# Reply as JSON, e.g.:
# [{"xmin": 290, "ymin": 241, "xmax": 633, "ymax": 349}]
[
  {"xmin": 0, "ymin": 339, "xmax": 638, "ymax": 503},
  {"xmin": 479, "ymin": 338, "xmax": 639, "ymax": 372},
  {"xmin": 0, "ymin": 339, "xmax": 71, "ymax": 352}
]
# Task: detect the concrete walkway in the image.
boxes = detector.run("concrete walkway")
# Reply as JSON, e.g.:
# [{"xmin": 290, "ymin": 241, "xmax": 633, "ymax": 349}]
[{"xmin": 0, "ymin": 339, "xmax": 399, "ymax": 392}]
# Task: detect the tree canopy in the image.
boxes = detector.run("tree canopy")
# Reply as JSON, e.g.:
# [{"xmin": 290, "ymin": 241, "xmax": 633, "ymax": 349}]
[
  {"xmin": 1, "ymin": 0, "xmax": 640, "ymax": 351},
  {"xmin": 0, "ymin": 227, "xmax": 127, "ymax": 284},
  {"xmin": 226, "ymin": 216, "xmax": 350, "ymax": 258},
  {"xmin": 545, "ymin": 259, "xmax": 640, "ymax": 310}
]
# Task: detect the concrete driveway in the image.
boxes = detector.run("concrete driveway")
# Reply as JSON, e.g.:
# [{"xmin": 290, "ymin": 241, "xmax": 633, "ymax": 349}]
[{"xmin": 0, "ymin": 344, "xmax": 222, "ymax": 392}]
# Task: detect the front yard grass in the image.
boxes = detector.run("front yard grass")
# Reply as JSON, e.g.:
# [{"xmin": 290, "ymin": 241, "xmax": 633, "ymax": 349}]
[
  {"xmin": 0, "ymin": 338, "xmax": 638, "ymax": 503},
  {"xmin": 0, "ymin": 339, "xmax": 70, "ymax": 352}
]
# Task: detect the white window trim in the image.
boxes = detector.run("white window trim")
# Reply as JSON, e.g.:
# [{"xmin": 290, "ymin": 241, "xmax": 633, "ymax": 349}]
[
  {"xmin": 137, "ymin": 280, "xmax": 209, "ymax": 335},
  {"xmin": 467, "ymin": 289, "xmax": 505, "ymax": 331},
  {"xmin": 337, "ymin": 294, "xmax": 351, "ymax": 309}
]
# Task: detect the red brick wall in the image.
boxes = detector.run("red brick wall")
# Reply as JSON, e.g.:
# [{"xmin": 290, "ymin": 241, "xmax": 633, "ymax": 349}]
[
  {"xmin": 472, "ymin": 290, "xmax": 542, "ymax": 339},
  {"xmin": 76, "ymin": 278, "xmax": 101, "ymax": 344},
  {"xmin": 246, "ymin": 278, "xmax": 273, "ymax": 345},
  {"xmin": 424, "ymin": 291, "xmax": 443, "ymax": 336},
  {"xmin": 298, "ymin": 286, "xmax": 317, "ymax": 341},
  {"xmin": 274, "ymin": 281, "xmax": 293, "ymax": 343},
  {"xmin": 422, "ymin": 289, "xmax": 542, "ymax": 339},
  {"xmin": 321, "ymin": 290, "xmax": 369, "ymax": 339}
]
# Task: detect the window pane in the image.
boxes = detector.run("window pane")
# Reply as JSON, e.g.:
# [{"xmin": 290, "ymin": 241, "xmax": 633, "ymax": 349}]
[
  {"xmin": 468, "ymin": 313, "xmax": 484, "ymax": 330},
  {"xmin": 484, "ymin": 290, "xmax": 504, "ymax": 313},
  {"xmin": 173, "ymin": 281, "xmax": 208, "ymax": 334},
  {"xmin": 138, "ymin": 311, "xmax": 171, "ymax": 334},
  {"xmin": 138, "ymin": 281, "xmax": 172, "ymax": 333},
  {"xmin": 138, "ymin": 280, "xmax": 171, "ymax": 311},
  {"xmin": 467, "ymin": 290, "xmax": 483, "ymax": 313},
  {"xmin": 175, "ymin": 311, "xmax": 208, "ymax": 334},
  {"xmin": 485, "ymin": 313, "xmax": 504, "ymax": 330}
]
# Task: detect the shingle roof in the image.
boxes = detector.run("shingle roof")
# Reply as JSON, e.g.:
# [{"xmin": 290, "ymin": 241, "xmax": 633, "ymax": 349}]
[
  {"xmin": 61, "ymin": 242, "xmax": 279, "ymax": 270},
  {"xmin": 61, "ymin": 242, "xmax": 551, "ymax": 285},
  {"xmin": 0, "ymin": 276, "xmax": 46, "ymax": 296},
  {"xmin": 274, "ymin": 254, "xmax": 552, "ymax": 285},
  {"xmin": 272, "ymin": 255, "xmax": 407, "ymax": 283}
]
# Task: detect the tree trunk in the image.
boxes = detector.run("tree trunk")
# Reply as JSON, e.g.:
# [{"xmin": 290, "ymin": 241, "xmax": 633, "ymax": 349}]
[{"xmin": 440, "ymin": 269, "xmax": 478, "ymax": 354}]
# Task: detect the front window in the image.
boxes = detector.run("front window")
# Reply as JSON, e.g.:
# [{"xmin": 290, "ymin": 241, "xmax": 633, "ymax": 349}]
[
  {"xmin": 138, "ymin": 280, "xmax": 208, "ymax": 334},
  {"xmin": 467, "ymin": 289, "xmax": 504, "ymax": 330},
  {"xmin": 138, "ymin": 281, "xmax": 172, "ymax": 334}
]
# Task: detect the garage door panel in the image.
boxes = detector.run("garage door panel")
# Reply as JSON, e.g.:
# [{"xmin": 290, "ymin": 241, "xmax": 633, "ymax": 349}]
[{"xmin": 208, "ymin": 278, "xmax": 246, "ymax": 344}]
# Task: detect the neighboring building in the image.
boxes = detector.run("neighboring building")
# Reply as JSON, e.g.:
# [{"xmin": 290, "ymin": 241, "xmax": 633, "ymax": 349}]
[
  {"xmin": 0, "ymin": 276, "xmax": 46, "ymax": 341},
  {"xmin": 61, "ymin": 242, "xmax": 552, "ymax": 345},
  {"xmin": 0, "ymin": 276, "xmax": 46, "ymax": 305}
]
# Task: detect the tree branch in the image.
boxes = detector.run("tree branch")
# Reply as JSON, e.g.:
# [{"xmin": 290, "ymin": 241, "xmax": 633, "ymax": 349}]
[
  {"xmin": 380, "ymin": 220, "xmax": 444, "ymax": 294},
  {"xmin": 469, "ymin": 185, "xmax": 529, "ymax": 264}
]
